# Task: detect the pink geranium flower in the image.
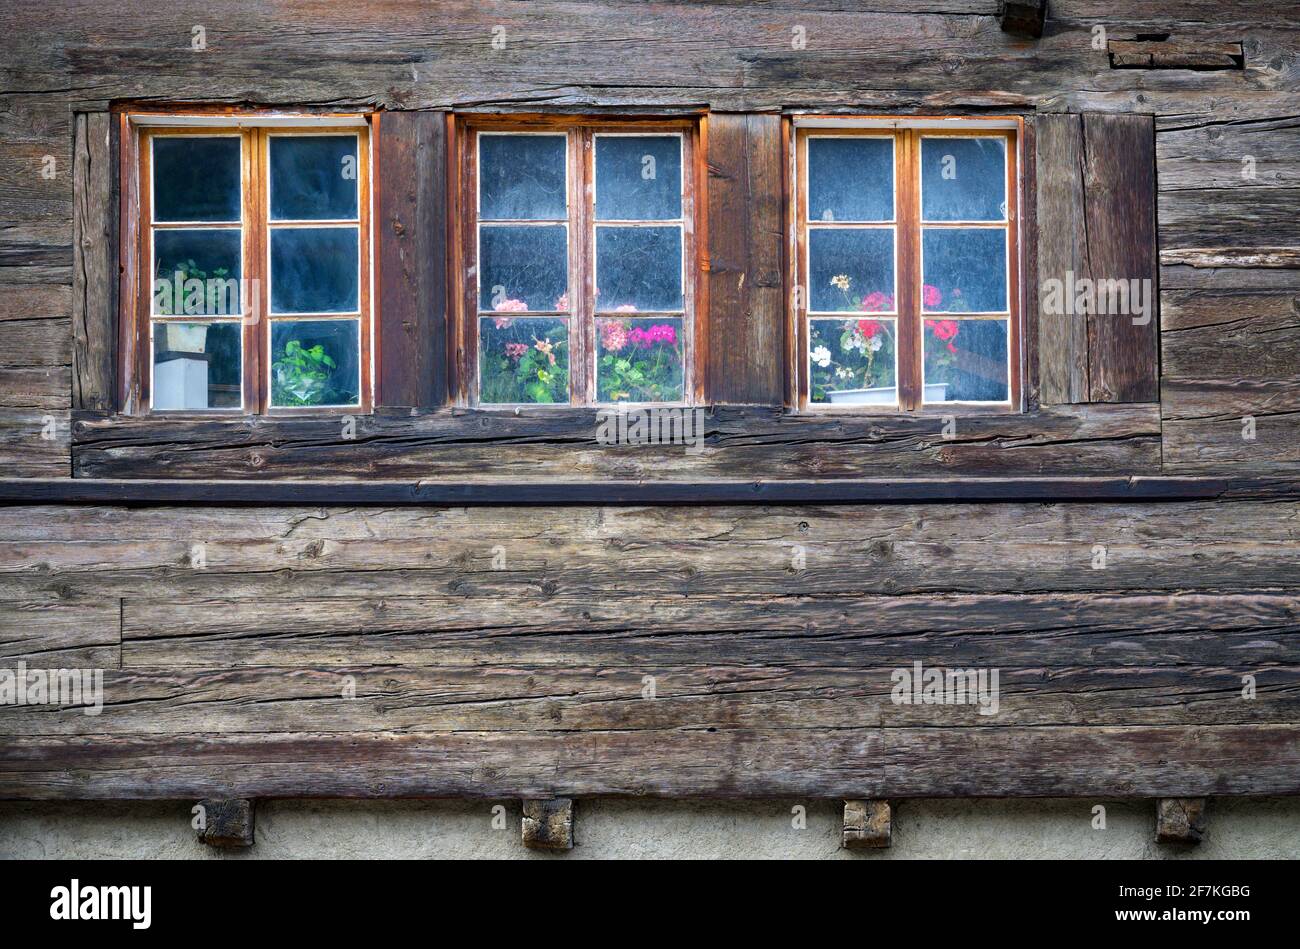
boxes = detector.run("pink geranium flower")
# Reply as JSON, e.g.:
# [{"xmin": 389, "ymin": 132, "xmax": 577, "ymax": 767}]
[
  {"xmin": 923, "ymin": 284, "xmax": 942, "ymax": 309},
  {"xmin": 859, "ymin": 291, "xmax": 894, "ymax": 313}
]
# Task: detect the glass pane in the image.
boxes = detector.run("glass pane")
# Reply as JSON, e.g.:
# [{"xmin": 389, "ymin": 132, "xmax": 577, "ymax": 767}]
[
  {"xmin": 807, "ymin": 137, "xmax": 893, "ymax": 222},
  {"xmin": 596, "ymin": 317, "xmax": 684, "ymax": 403},
  {"xmin": 809, "ymin": 318, "xmax": 897, "ymax": 405},
  {"xmin": 807, "ymin": 228, "xmax": 895, "ymax": 312},
  {"xmin": 153, "ymin": 229, "xmax": 242, "ymax": 315},
  {"xmin": 595, "ymin": 135, "xmax": 682, "ymax": 221},
  {"xmin": 923, "ymin": 318, "xmax": 1009, "ymax": 402},
  {"xmin": 479, "ymin": 316, "xmax": 569, "ymax": 404},
  {"xmin": 595, "ymin": 226, "xmax": 682, "ymax": 311},
  {"xmin": 921, "ymin": 137, "xmax": 1007, "ymax": 222},
  {"xmin": 479, "ymin": 134, "xmax": 567, "ymax": 221},
  {"xmin": 152, "ymin": 137, "xmax": 241, "ymax": 222},
  {"xmin": 270, "ymin": 227, "xmax": 359, "ymax": 313},
  {"xmin": 479, "ymin": 224, "xmax": 568, "ymax": 312},
  {"xmin": 270, "ymin": 319, "xmax": 360, "ymax": 407},
  {"xmin": 152, "ymin": 321, "xmax": 241, "ymax": 410},
  {"xmin": 921, "ymin": 228, "xmax": 1007, "ymax": 313},
  {"xmin": 269, "ymin": 135, "xmax": 359, "ymax": 221}
]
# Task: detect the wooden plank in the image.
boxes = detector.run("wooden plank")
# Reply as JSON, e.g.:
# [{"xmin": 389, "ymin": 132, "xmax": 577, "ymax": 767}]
[
  {"xmin": 0, "ymin": 284, "xmax": 70, "ymax": 323},
  {"xmin": 0, "ymin": 366, "xmax": 69, "ymax": 409},
  {"xmin": 1035, "ymin": 114, "xmax": 1090, "ymax": 405},
  {"xmin": 71, "ymin": 113, "xmax": 116, "ymax": 413},
  {"xmin": 0, "ymin": 599, "xmax": 119, "ymax": 667},
  {"xmin": 0, "ymin": 410, "xmax": 69, "ymax": 478},
  {"xmin": 0, "ymin": 318, "xmax": 71, "ymax": 368},
  {"xmin": 2, "ymin": 725, "xmax": 1297, "ymax": 799},
  {"xmin": 705, "ymin": 114, "xmax": 784, "ymax": 405},
  {"xmin": 3, "ymin": 501, "xmax": 1299, "ymax": 608},
  {"xmin": 69, "ymin": 403, "xmax": 1162, "ymax": 480},
  {"xmin": 118, "ymin": 590, "xmax": 1300, "ymax": 669},
  {"xmin": 1082, "ymin": 113, "xmax": 1160, "ymax": 402},
  {"xmin": 375, "ymin": 111, "xmax": 447, "ymax": 409},
  {"xmin": 1162, "ymin": 248, "xmax": 1300, "ymax": 269},
  {"xmin": 7, "ymin": 663, "xmax": 1291, "ymax": 737}
]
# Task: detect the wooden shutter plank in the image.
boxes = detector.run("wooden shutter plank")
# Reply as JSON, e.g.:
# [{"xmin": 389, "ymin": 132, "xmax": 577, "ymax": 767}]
[
  {"xmin": 705, "ymin": 113, "xmax": 784, "ymax": 405},
  {"xmin": 1082, "ymin": 113, "xmax": 1160, "ymax": 403},
  {"xmin": 1036, "ymin": 114, "xmax": 1091, "ymax": 405},
  {"xmin": 72, "ymin": 112, "xmax": 117, "ymax": 412},
  {"xmin": 375, "ymin": 111, "xmax": 447, "ymax": 409}
]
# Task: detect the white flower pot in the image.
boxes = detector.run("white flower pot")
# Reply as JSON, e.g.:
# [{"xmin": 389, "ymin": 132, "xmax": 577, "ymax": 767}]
[
  {"xmin": 827, "ymin": 383, "xmax": 948, "ymax": 405},
  {"xmin": 162, "ymin": 323, "xmax": 209, "ymax": 354}
]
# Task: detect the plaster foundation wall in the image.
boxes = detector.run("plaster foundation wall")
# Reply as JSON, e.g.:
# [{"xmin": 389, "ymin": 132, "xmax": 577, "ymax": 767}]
[{"xmin": 3, "ymin": 799, "xmax": 1298, "ymax": 860}]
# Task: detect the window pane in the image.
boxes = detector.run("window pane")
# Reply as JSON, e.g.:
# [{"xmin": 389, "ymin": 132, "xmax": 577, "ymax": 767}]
[
  {"xmin": 595, "ymin": 226, "xmax": 682, "ymax": 311},
  {"xmin": 479, "ymin": 134, "xmax": 567, "ymax": 221},
  {"xmin": 809, "ymin": 318, "xmax": 897, "ymax": 405},
  {"xmin": 153, "ymin": 229, "xmax": 242, "ymax": 315},
  {"xmin": 921, "ymin": 137, "xmax": 1006, "ymax": 222},
  {"xmin": 922, "ymin": 318, "xmax": 1009, "ymax": 402},
  {"xmin": 270, "ymin": 319, "xmax": 360, "ymax": 406},
  {"xmin": 479, "ymin": 224, "xmax": 568, "ymax": 312},
  {"xmin": 269, "ymin": 135, "xmax": 359, "ymax": 221},
  {"xmin": 152, "ymin": 321, "xmax": 241, "ymax": 410},
  {"xmin": 921, "ymin": 228, "xmax": 1007, "ymax": 313},
  {"xmin": 807, "ymin": 137, "xmax": 893, "ymax": 222},
  {"xmin": 270, "ymin": 227, "xmax": 359, "ymax": 313},
  {"xmin": 479, "ymin": 316, "xmax": 569, "ymax": 404},
  {"xmin": 596, "ymin": 317, "xmax": 684, "ymax": 403},
  {"xmin": 807, "ymin": 228, "xmax": 895, "ymax": 312},
  {"xmin": 152, "ymin": 137, "xmax": 241, "ymax": 222},
  {"xmin": 595, "ymin": 135, "xmax": 682, "ymax": 221}
]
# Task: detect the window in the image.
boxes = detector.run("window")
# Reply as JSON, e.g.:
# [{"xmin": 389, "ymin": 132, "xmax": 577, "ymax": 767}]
[
  {"xmin": 794, "ymin": 123, "xmax": 1020, "ymax": 410},
  {"xmin": 456, "ymin": 118, "xmax": 699, "ymax": 406},
  {"xmin": 130, "ymin": 118, "xmax": 371, "ymax": 413}
]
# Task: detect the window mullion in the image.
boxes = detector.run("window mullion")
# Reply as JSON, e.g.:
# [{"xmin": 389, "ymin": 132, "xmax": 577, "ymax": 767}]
[
  {"xmin": 896, "ymin": 129, "xmax": 920, "ymax": 412},
  {"xmin": 571, "ymin": 128, "xmax": 593, "ymax": 406}
]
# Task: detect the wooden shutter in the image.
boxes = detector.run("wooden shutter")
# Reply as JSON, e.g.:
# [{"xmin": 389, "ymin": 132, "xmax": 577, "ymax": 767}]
[
  {"xmin": 705, "ymin": 113, "xmax": 784, "ymax": 405},
  {"xmin": 1036, "ymin": 113, "xmax": 1159, "ymax": 404},
  {"xmin": 374, "ymin": 111, "xmax": 447, "ymax": 409}
]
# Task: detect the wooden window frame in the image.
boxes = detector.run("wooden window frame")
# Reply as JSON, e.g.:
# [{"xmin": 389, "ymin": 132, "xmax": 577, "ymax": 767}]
[
  {"xmin": 119, "ymin": 112, "xmax": 373, "ymax": 416},
  {"xmin": 792, "ymin": 120, "xmax": 1023, "ymax": 413},
  {"xmin": 451, "ymin": 114, "xmax": 704, "ymax": 408}
]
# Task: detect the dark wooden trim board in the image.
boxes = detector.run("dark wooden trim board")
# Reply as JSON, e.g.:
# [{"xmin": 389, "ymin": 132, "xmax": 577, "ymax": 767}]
[{"xmin": 3, "ymin": 476, "xmax": 1300, "ymax": 506}]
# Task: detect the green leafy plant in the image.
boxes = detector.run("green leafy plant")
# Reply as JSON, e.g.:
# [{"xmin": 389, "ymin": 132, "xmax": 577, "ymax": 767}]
[
  {"xmin": 480, "ymin": 320, "xmax": 569, "ymax": 404},
  {"xmin": 272, "ymin": 339, "xmax": 338, "ymax": 406},
  {"xmin": 596, "ymin": 319, "xmax": 683, "ymax": 403}
]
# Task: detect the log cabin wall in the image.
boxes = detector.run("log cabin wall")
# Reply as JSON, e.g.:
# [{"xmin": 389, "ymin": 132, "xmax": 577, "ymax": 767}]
[{"xmin": 1, "ymin": 1, "xmax": 1298, "ymax": 803}]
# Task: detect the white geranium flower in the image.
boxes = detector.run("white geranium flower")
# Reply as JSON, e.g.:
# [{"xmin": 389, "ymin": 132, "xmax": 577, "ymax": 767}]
[
  {"xmin": 811, "ymin": 345, "xmax": 832, "ymax": 368},
  {"xmin": 830, "ymin": 274, "xmax": 852, "ymax": 291},
  {"xmin": 868, "ymin": 335, "xmax": 883, "ymax": 352}
]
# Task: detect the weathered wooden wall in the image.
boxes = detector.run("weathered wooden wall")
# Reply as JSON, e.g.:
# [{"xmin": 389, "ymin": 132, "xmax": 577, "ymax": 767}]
[
  {"xmin": 3, "ymin": 500, "xmax": 1299, "ymax": 798},
  {"xmin": 1, "ymin": 1, "xmax": 1298, "ymax": 801}
]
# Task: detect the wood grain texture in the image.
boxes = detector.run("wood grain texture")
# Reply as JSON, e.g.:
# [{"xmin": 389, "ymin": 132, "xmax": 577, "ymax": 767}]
[
  {"xmin": 705, "ymin": 114, "xmax": 784, "ymax": 405},
  {"xmin": 68, "ymin": 403, "xmax": 1161, "ymax": 480},
  {"xmin": 375, "ymin": 111, "xmax": 447, "ymax": 409},
  {"xmin": 3, "ymin": 726, "xmax": 1297, "ymax": 799},
  {"xmin": 1082, "ymin": 113, "xmax": 1159, "ymax": 403},
  {"xmin": 70, "ymin": 112, "xmax": 115, "ymax": 413},
  {"xmin": 1035, "ymin": 113, "xmax": 1090, "ymax": 405}
]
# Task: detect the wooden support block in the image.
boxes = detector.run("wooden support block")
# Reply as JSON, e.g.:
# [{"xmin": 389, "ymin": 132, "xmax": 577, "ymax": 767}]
[
  {"xmin": 522, "ymin": 798, "xmax": 574, "ymax": 851},
  {"xmin": 842, "ymin": 800, "xmax": 892, "ymax": 850},
  {"xmin": 1155, "ymin": 798, "xmax": 1207, "ymax": 844},
  {"xmin": 1109, "ymin": 40, "xmax": 1244, "ymax": 71},
  {"xmin": 195, "ymin": 799, "xmax": 255, "ymax": 849},
  {"xmin": 999, "ymin": 0, "xmax": 1047, "ymax": 39}
]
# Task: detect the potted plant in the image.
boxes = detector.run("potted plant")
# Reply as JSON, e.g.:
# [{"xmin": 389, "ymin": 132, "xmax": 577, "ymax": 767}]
[{"xmin": 272, "ymin": 339, "xmax": 338, "ymax": 406}]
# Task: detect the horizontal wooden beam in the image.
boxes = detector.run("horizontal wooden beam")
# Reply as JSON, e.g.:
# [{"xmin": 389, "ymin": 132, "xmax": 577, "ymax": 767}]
[
  {"xmin": 2, "ymin": 727, "xmax": 1297, "ymax": 800},
  {"xmin": 3, "ymin": 476, "xmax": 1300, "ymax": 507}
]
